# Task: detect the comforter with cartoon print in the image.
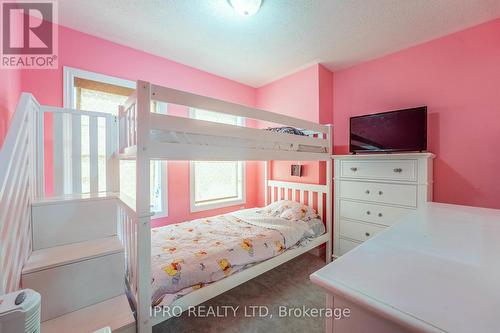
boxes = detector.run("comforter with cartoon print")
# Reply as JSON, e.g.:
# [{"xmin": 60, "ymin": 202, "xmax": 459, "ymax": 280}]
[{"xmin": 151, "ymin": 208, "xmax": 314, "ymax": 306}]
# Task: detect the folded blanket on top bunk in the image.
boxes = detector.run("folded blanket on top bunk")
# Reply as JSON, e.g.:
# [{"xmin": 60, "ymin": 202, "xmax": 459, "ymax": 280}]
[
  {"xmin": 150, "ymin": 125, "xmax": 328, "ymax": 153},
  {"xmin": 265, "ymin": 126, "xmax": 307, "ymax": 136},
  {"xmin": 150, "ymin": 206, "xmax": 324, "ymax": 306}
]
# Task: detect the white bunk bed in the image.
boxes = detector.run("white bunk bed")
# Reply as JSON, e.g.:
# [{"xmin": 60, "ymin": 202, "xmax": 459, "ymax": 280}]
[{"xmin": 116, "ymin": 81, "xmax": 333, "ymax": 333}]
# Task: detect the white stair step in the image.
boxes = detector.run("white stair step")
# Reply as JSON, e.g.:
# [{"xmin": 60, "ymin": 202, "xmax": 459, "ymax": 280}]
[
  {"xmin": 22, "ymin": 237, "xmax": 125, "ymax": 322},
  {"xmin": 23, "ymin": 236, "xmax": 123, "ymax": 274},
  {"xmin": 41, "ymin": 295, "xmax": 135, "ymax": 333},
  {"xmin": 32, "ymin": 194, "xmax": 118, "ymax": 250}
]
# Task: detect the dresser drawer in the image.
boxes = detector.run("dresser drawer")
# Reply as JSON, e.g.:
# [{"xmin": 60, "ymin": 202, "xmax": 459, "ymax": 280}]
[
  {"xmin": 338, "ymin": 238, "xmax": 361, "ymax": 256},
  {"xmin": 339, "ymin": 180, "xmax": 417, "ymax": 207},
  {"xmin": 340, "ymin": 219, "xmax": 385, "ymax": 242},
  {"xmin": 339, "ymin": 200, "xmax": 414, "ymax": 226},
  {"xmin": 340, "ymin": 159, "xmax": 416, "ymax": 182}
]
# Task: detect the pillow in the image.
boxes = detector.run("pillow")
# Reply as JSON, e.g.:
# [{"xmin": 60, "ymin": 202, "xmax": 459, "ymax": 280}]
[
  {"xmin": 307, "ymin": 218, "xmax": 326, "ymax": 237},
  {"xmin": 279, "ymin": 203, "xmax": 318, "ymax": 221},
  {"xmin": 258, "ymin": 200, "xmax": 301, "ymax": 217}
]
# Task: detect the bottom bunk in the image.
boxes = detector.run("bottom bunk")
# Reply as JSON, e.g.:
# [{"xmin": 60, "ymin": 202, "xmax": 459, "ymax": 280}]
[
  {"xmin": 148, "ymin": 201, "xmax": 329, "ymax": 325},
  {"xmin": 118, "ymin": 180, "xmax": 332, "ymax": 329},
  {"xmin": 151, "ymin": 203, "xmax": 326, "ymax": 305},
  {"xmin": 151, "ymin": 235, "xmax": 329, "ymax": 325}
]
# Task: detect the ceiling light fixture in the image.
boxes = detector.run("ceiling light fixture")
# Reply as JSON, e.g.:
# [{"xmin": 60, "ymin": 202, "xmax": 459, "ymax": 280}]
[{"xmin": 228, "ymin": 0, "xmax": 262, "ymax": 16}]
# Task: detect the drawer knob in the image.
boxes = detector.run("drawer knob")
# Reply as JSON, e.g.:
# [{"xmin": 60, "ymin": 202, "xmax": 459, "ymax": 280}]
[
  {"xmin": 365, "ymin": 190, "xmax": 370, "ymax": 194},
  {"xmin": 366, "ymin": 211, "xmax": 371, "ymax": 215},
  {"xmin": 378, "ymin": 213, "xmax": 383, "ymax": 217},
  {"xmin": 350, "ymin": 167, "xmax": 358, "ymax": 172},
  {"xmin": 378, "ymin": 191, "xmax": 383, "ymax": 195},
  {"xmin": 365, "ymin": 232, "xmax": 370, "ymax": 237},
  {"xmin": 393, "ymin": 168, "xmax": 403, "ymax": 173}
]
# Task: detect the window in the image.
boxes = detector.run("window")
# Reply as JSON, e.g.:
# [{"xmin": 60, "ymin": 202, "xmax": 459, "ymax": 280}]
[
  {"xmin": 64, "ymin": 67, "xmax": 168, "ymax": 217},
  {"xmin": 190, "ymin": 109, "xmax": 245, "ymax": 212},
  {"xmin": 119, "ymin": 160, "xmax": 167, "ymax": 217}
]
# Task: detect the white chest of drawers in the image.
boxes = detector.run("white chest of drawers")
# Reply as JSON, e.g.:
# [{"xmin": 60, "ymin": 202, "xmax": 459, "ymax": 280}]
[{"xmin": 333, "ymin": 153, "xmax": 434, "ymax": 257}]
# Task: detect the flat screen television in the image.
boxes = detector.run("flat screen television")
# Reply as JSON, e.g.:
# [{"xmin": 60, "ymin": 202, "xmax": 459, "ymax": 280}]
[{"xmin": 350, "ymin": 107, "xmax": 427, "ymax": 153}]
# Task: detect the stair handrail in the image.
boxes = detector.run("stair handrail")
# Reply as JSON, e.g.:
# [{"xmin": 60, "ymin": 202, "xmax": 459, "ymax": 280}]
[{"xmin": 0, "ymin": 93, "xmax": 42, "ymax": 294}]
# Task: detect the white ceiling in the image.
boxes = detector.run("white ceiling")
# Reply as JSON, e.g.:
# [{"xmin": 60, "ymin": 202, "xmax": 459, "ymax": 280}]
[{"xmin": 58, "ymin": 0, "xmax": 500, "ymax": 87}]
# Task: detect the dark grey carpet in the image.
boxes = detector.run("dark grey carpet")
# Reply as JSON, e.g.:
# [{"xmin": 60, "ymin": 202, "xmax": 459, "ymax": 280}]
[{"xmin": 153, "ymin": 253, "xmax": 327, "ymax": 333}]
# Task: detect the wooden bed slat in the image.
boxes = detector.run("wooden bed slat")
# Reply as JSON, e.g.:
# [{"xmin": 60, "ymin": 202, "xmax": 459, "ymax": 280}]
[
  {"xmin": 318, "ymin": 193, "xmax": 324, "ymax": 221},
  {"xmin": 89, "ymin": 116, "xmax": 98, "ymax": 193},
  {"xmin": 266, "ymin": 180, "xmax": 327, "ymax": 224}
]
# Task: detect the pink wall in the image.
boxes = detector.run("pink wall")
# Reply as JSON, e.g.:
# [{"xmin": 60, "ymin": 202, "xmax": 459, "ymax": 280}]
[
  {"xmin": 257, "ymin": 66, "xmax": 320, "ymax": 122},
  {"xmin": 8, "ymin": 13, "xmax": 498, "ymax": 226},
  {"xmin": 333, "ymin": 18, "xmax": 500, "ymax": 209},
  {"xmin": 255, "ymin": 64, "xmax": 334, "ymax": 206},
  {"xmin": 0, "ymin": 5, "xmax": 22, "ymax": 148},
  {"xmin": 319, "ymin": 65, "xmax": 334, "ymax": 125},
  {"xmin": 0, "ymin": 69, "xmax": 22, "ymax": 148},
  {"xmin": 19, "ymin": 24, "xmax": 258, "ymax": 225}
]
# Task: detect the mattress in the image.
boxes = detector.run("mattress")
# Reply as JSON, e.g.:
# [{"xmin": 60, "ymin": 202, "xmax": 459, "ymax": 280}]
[
  {"xmin": 150, "ymin": 208, "xmax": 324, "ymax": 306},
  {"xmin": 150, "ymin": 130, "xmax": 327, "ymax": 153}
]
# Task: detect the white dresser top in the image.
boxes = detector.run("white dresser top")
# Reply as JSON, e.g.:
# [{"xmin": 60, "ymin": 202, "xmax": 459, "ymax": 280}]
[
  {"xmin": 332, "ymin": 152, "xmax": 435, "ymax": 160},
  {"xmin": 311, "ymin": 202, "xmax": 500, "ymax": 333}
]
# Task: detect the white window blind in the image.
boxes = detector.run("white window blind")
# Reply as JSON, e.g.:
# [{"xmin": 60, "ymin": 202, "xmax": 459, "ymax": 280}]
[{"xmin": 190, "ymin": 109, "xmax": 245, "ymax": 212}]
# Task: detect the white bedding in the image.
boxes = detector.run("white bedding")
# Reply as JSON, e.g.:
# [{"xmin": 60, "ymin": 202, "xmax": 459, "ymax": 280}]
[{"xmin": 230, "ymin": 208, "xmax": 313, "ymax": 247}]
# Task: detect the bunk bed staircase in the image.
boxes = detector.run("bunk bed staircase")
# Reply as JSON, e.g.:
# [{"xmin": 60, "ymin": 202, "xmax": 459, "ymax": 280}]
[
  {"xmin": 0, "ymin": 94, "xmax": 135, "ymax": 332},
  {"xmin": 22, "ymin": 195, "xmax": 135, "ymax": 333}
]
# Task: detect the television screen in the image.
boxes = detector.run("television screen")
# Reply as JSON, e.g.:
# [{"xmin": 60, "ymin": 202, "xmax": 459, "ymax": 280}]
[{"xmin": 350, "ymin": 107, "xmax": 427, "ymax": 153}]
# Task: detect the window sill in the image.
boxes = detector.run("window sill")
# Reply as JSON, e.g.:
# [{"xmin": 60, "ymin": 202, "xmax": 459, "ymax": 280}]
[
  {"xmin": 151, "ymin": 211, "xmax": 168, "ymax": 220},
  {"xmin": 190, "ymin": 198, "xmax": 245, "ymax": 213}
]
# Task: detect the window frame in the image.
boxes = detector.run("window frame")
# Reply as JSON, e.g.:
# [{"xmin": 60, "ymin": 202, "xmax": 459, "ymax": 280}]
[
  {"xmin": 189, "ymin": 108, "xmax": 246, "ymax": 212},
  {"xmin": 63, "ymin": 66, "xmax": 168, "ymax": 218},
  {"xmin": 150, "ymin": 161, "xmax": 169, "ymax": 219}
]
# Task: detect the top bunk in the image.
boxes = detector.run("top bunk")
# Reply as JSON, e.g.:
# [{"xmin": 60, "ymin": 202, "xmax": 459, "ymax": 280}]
[{"xmin": 118, "ymin": 81, "xmax": 332, "ymax": 161}]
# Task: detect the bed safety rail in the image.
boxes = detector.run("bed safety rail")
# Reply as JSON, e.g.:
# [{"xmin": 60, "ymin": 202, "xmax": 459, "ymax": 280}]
[
  {"xmin": 148, "ymin": 113, "xmax": 330, "ymax": 160},
  {"xmin": 150, "ymin": 84, "xmax": 328, "ymax": 133},
  {"xmin": 40, "ymin": 106, "xmax": 118, "ymax": 196},
  {"xmin": 117, "ymin": 82, "xmax": 332, "ymax": 161},
  {"xmin": 117, "ymin": 196, "xmax": 139, "ymax": 306},
  {"xmin": 118, "ymin": 92, "xmax": 137, "ymax": 155}
]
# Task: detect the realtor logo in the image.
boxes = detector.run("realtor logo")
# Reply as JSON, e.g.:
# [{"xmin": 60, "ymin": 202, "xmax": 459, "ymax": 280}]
[{"xmin": 1, "ymin": 0, "xmax": 58, "ymax": 69}]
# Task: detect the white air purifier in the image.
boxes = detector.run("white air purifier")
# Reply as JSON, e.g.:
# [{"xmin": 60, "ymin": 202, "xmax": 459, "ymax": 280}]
[{"xmin": 0, "ymin": 289, "xmax": 41, "ymax": 333}]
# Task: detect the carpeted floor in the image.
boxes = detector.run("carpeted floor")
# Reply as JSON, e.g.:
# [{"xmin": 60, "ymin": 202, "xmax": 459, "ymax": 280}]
[{"xmin": 153, "ymin": 253, "xmax": 327, "ymax": 333}]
